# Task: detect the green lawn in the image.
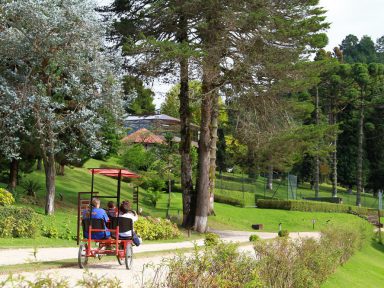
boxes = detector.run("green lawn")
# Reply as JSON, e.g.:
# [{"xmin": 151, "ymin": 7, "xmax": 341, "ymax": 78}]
[
  {"xmin": 208, "ymin": 203, "xmax": 367, "ymax": 232},
  {"xmin": 322, "ymin": 239, "xmax": 384, "ymax": 288}
]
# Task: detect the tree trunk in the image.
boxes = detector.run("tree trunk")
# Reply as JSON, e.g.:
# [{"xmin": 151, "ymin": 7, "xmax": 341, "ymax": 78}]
[
  {"xmin": 176, "ymin": 9, "xmax": 195, "ymax": 229},
  {"xmin": 314, "ymin": 86, "xmax": 320, "ymax": 198},
  {"xmin": 8, "ymin": 158, "xmax": 18, "ymax": 192},
  {"xmin": 208, "ymin": 92, "xmax": 219, "ymax": 215},
  {"xmin": 356, "ymin": 89, "xmax": 364, "ymax": 206},
  {"xmin": 329, "ymin": 95, "xmax": 338, "ymax": 197},
  {"xmin": 267, "ymin": 165, "xmax": 273, "ymax": 191},
  {"xmin": 37, "ymin": 157, "xmax": 42, "ymax": 171},
  {"xmin": 44, "ymin": 153, "xmax": 56, "ymax": 215},
  {"xmin": 194, "ymin": 74, "xmax": 213, "ymax": 233}
]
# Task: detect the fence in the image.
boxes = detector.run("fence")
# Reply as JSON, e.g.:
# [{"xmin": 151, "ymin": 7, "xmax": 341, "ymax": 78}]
[{"xmin": 214, "ymin": 172, "xmax": 381, "ymax": 209}]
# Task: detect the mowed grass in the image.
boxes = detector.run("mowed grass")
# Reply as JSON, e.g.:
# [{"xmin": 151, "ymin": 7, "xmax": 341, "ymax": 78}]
[
  {"xmin": 322, "ymin": 240, "xmax": 384, "ymax": 288},
  {"xmin": 208, "ymin": 203, "xmax": 367, "ymax": 232}
]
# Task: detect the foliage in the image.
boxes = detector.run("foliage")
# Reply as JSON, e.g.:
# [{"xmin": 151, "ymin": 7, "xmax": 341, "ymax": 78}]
[
  {"xmin": 254, "ymin": 224, "xmax": 369, "ymax": 288},
  {"xmin": 41, "ymin": 225, "xmax": 60, "ymax": 239},
  {"xmin": 21, "ymin": 179, "xmax": 41, "ymax": 197},
  {"xmin": 158, "ymin": 242, "xmax": 261, "ymax": 288},
  {"xmin": 134, "ymin": 216, "xmax": 181, "ymax": 240},
  {"xmin": 119, "ymin": 144, "xmax": 156, "ymax": 172},
  {"xmin": 278, "ymin": 230, "xmax": 289, "ymax": 237},
  {"xmin": 122, "ymin": 76, "xmax": 155, "ymax": 115},
  {"xmin": 77, "ymin": 272, "xmax": 123, "ymax": 288},
  {"xmin": 0, "ymin": 188, "xmax": 15, "ymax": 206},
  {"xmin": 0, "ymin": 207, "xmax": 39, "ymax": 238},
  {"xmin": 204, "ymin": 232, "xmax": 220, "ymax": 246},
  {"xmin": 249, "ymin": 234, "xmax": 260, "ymax": 242},
  {"xmin": 145, "ymin": 188, "xmax": 162, "ymax": 207},
  {"xmin": 160, "ymin": 81, "xmax": 202, "ymax": 124}
]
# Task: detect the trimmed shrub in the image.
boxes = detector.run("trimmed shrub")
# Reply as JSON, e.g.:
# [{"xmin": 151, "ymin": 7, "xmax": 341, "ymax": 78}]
[
  {"xmin": 249, "ymin": 234, "xmax": 260, "ymax": 242},
  {"xmin": 0, "ymin": 188, "xmax": 15, "ymax": 206},
  {"xmin": 204, "ymin": 232, "xmax": 220, "ymax": 246},
  {"xmin": 134, "ymin": 216, "xmax": 181, "ymax": 240},
  {"xmin": 214, "ymin": 194, "xmax": 244, "ymax": 207},
  {"xmin": 278, "ymin": 230, "xmax": 289, "ymax": 237},
  {"xmin": 303, "ymin": 197, "xmax": 343, "ymax": 204},
  {"xmin": 0, "ymin": 206, "xmax": 40, "ymax": 238}
]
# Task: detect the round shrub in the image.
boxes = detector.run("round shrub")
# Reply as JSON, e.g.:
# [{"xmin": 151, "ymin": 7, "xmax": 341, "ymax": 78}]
[
  {"xmin": 0, "ymin": 188, "xmax": 15, "ymax": 206},
  {"xmin": 204, "ymin": 232, "xmax": 220, "ymax": 246},
  {"xmin": 135, "ymin": 216, "xmax": 181, "ymax": 240},
  {"xmin": 249, "ymin": 234, "xmax": 260, "ymax": 242},
  {"xmin": 278, "ymin": 230, "xmax": 289, "ymax": 237},
  {"xmin": 0, "ymin": 207, "xmax": 40, "ymax": 238}
]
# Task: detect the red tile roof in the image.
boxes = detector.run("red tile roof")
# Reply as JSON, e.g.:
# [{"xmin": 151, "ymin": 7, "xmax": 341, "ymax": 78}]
[{"xmin": 122, "ymin": 128, "xmax": 164, "ymax": 144}]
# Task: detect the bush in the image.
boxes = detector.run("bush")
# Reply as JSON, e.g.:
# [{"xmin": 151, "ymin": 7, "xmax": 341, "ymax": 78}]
[
  {"xmin": 145, "ymin": 188, "xmax": 162, "ymax": 207},
  {"xmin": 154, "ymin": 242, "xmax": 261, "ymax": 288},
  {"xmin": 249, "ymin": 234, "xmax": 260, "ymax": 242},
  {"xmin": 278, "ymin": 230, "xmax": 289, "ymax": 237},
  {"xmin": 134, "ymin": 216, "xmax": 181, "ymax": 240},
  {"xmin": 254, "ymin": 224, "xmax": 370, "ymax": 288},
  {"xmin": 21, "ymin": 179, "xmax": 41, "ymax": 197},
  {"xmin": 42, "ymin": 225, "xmax": 59, "ymax": 239},
  {"xmin": 303, "ymin": 197, "xmax": 343, "ymax": 204},
  {"xmin": 0, "ymin": 188, "xmax": 15, "ymax": 206},
  {"xmin": 204, "ymin": 232, "xmax": 220, "ymax": 246},
  {"xmin": 0, "ymin": 207, "xmax": 40, "ymax": 238}
]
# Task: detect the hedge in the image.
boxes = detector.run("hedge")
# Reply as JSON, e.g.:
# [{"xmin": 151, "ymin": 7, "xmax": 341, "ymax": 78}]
[
  {"xmin": 214, "ymin": 194, "xmax": 245, "ymax": 207},
  {"xmin": 0, "ymin": 206, "xmax": 40, "ymax": 238},
  {"xmin": 256, "ymin": 199, "xmax": 372, "ymax": 215},
  {"xmin": 303, "ymin": 197, "xmax": 343, "ymax": 204}
]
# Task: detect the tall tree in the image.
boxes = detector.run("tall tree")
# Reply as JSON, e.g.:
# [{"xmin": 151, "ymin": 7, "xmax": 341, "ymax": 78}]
[
  {"xmin": 105, "ymin": 0, "xmax": 201, "ymax": 228},
  {"xmin": 0, "ymin": 0, "xmax": 122, "ymax": 214}
]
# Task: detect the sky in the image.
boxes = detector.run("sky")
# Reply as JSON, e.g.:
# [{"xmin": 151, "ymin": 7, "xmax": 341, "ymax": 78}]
[{"xmin": 97, "ymin": 0, "xmax": 384, "ymax": 106}]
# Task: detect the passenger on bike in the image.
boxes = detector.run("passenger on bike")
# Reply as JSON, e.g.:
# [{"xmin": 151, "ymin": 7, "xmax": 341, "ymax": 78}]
[
  {"xmin": 105, "ymin": 201, "xmax": 118, "ymax": 218},
  {"xmin": 82, "ymin": 198, "xmax": 110, "ymax": 239},
  {"xmin": 119, "ymin": 200, "xmax": 142, "ymax": 246}
]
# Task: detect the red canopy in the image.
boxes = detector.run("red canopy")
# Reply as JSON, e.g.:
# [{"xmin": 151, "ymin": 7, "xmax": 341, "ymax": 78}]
[{"xmin": 90, "ymin": 168, "xmax": 140, "ymax": 178}]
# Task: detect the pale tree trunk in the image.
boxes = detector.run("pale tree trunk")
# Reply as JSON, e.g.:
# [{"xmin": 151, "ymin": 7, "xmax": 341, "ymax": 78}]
[
  {"xmin": 267, "ymin": 164, "xmax": 273, "ymax": 191},
  {"xmin": 176, "ymin": 7, "xmax": 195, "ymax": 229},
  {"xmin": 314, "ymin": 86, "xmax": 320, "ymax": 198},
  {"xmin": 195, "ymin": 86, "xmax": 212, "ymax": 232},
  {"xmin": 8, "ymin": 158, "xmax": 18, "ymax": 192},
  {"xmin": 35, "ymin": 103, "xmax": 56, "ymax": 215},
  {"xmin": 356, "ymin": 89, "xmax": 364, "ymax": 206},
  {"xmin": 44, "ymin": 153, "xmax": 56, "ymax": 215},
  {"xmin": 208, "ymin": 92, "xmax": 219, "ymax": 215}
]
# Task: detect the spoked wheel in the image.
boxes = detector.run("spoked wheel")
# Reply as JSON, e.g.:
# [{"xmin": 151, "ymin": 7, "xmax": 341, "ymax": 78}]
[
  {"xmin": 117, "ymin": 244, "xmax": 124, "ymax": 265},
  {"xmin": 78, "ymin": 243, "xmax": 88, "ymax": 268},
  {"xmin": 125, "ymin": 244, "xmax": 133, "ymax": 270}
]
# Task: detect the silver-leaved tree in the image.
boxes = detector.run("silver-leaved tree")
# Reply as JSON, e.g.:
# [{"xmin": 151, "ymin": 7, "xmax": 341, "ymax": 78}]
[{"xmin": 0, "ymin": 0, "xmax": 122, "ymax": 214}]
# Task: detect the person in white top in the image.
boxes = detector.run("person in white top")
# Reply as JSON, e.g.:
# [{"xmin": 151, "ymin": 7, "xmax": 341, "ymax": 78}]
[{"xmin": 119, "ymin": 200, "xmax": 142, "ymax": 246}]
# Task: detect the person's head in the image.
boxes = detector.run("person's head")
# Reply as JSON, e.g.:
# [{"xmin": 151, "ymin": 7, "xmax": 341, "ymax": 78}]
[
  {"xmin": 107, "ymin": 201, "xmax": 115, "ymax": 209},
  {"xmin": 119, "ymin": 200, "xmax": 131, "ymax": 214},
  {"xmin": 91, "ymin": 198, "xmax": 100, "ymax": 208}
]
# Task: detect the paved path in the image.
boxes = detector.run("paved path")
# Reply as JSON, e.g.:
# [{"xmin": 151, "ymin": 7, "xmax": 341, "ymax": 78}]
[
  {"xmin": 0, "ymin": 231, "xmax": 321, "ymax": 287},
  {"xmin": 0, "ymin": 231, "xmax": 320, "ymax": 266}
]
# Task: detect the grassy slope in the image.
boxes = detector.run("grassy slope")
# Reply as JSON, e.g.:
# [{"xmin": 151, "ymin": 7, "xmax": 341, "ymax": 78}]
[
  {"xmin": 322, "ymin": 240, "xmax": 384, "ymax": 288},
  {"xmin": 208, "ymin": 203, "xmax": 366, "ymax": 232}
]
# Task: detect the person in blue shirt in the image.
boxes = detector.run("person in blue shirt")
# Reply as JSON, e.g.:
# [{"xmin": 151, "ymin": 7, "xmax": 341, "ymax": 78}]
[{"xmin": 82, "ymin": 198, "xmax": 110, "ymax": 239}]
